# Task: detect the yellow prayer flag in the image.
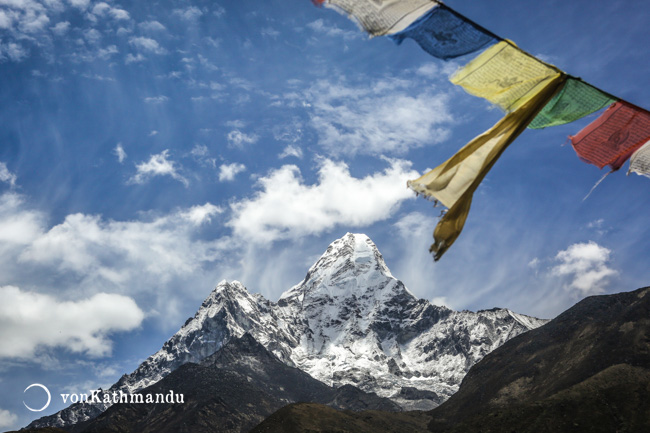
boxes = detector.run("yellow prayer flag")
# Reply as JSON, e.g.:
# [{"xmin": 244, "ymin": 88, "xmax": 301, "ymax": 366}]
[
  {"xmin": 450, "ymin": 40, "xmax": 560, "ymax": 112},
  {"xmin": 409, "ymin": 73, "xmax": 567, "ymax": 260}
]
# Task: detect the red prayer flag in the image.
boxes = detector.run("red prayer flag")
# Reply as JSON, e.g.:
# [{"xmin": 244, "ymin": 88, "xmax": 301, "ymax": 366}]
[{"xmin": 570, "ymin": 101, "xmax": 650, "ymax": 170}]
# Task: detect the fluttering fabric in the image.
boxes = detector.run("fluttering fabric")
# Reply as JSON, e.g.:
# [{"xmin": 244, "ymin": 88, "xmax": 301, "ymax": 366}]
[
  {"xmin": 628, "ymin": 140, "xmax": 650, "ymax": 178},
  {"xmin": 324, "ymin": 0, "xmax": 437, "ymax": 36},
  {"xmin": 570, "ymin": 101, "xmax": 650, "ymax": 171},
  {"xmin": 408, "ymin": 73, "xmax": 567, "ymax": 260},
  {"xmin": 450, "ymin": 41, "xmax": 560, "ymax": 112},
  {"xmin": 388, "ymin": 4, "xmax": 498, "ymax": 61},
  {"xmin": 529, "ymin": 78, "xmax": 617, "ymax": 129},
  {"xmin": 312, "ymin": 0, "xmax": 650, "ymax": 261}
]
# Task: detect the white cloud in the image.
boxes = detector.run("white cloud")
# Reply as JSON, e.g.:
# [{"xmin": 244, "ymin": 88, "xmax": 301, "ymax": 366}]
[
  {"xmin": 227, "ymin": 129, "xmax": 258, "ymax": 148},
  {"xmin": 551, "ymin": 241, "xmax": 618, "ymax": 296},
  {"xmin": 50, "ymin": 20, "xmax": 69, "ymax": 35},
  {"xmin": 84, "ymin": 27, "xmax": 101, "ymax": 43},
  {"xmin": 218, "ymin": 163, "xmax": 246, "ymax": 182},
  {"xmin": 273, "ymin": 119, "xmax": 303, "ymax": 144},
  {"xmin": 180, "ymin": 203, "xmax": 223, "ymax": 225},
  {"xmin": 306, "ymin": 19, "xmax": 357, "ymax": 40},
  {"xmin": 129, "ymin": 36, "xmax": 166, "ymax": 54},
  {"xmin": 108, "ymin": 7, "xmax": 129, "ymax": 20},
  {"xmin": 0, "ymin": 162, "xmax": 17, "ymax": 186},
  {"xmin": 95, "ymin": 44, "xmax": 118, "ymax": 59},
  {"xmin": 138, "ymin": 20, "xmax": 165, "ymax": 32},
  {"xmin": 0, "ymin": 193, "xmax": 43, "ymax": 247},
  {"xmin": 0, "ymin": 192, "xmax": 235, "ymax": 331},
  {"xmin": 431, "ymin": 297, "xmax": 452, "ymax": 308},
  {"xmin": 225, "ymin": 119, "xmax": 246, "ymax": 128},
  {"xmin": 261, "ymin": 27, "xmax": 279, "ymax": 38},
  {"xmin": 228, "ymin": 158, "xmax": 419, "ymax": 243},
  {"xmin": 415, "ymin": 63, "xmax": 440, "ymax": 78},
  {"xmin": 0, "ymin": 10, "xmax": 12, "ymax": 29},
  {"xmin": 279, "ymin": 145, "xmax": 303, "ymax": 159},
  {"xmin": 0, "ymin": 286, "xmax": 144, "ymax": 358},
  {"xmin": 90, "ymin": 2, "xmax": 129, "ymax": 20},
  {"xmin": 81, "ymin": 72, "xmax": 114, "ymax": 81},
  {"xmin": 129, "ymin": 150, "xmax": 188, "ymax": 187},
  {"xmin": 173, "ymin": 6, "xmax": 203, "ymax": 21},
  {"xmin": 587, "ymin": 219, "xmax": 604, "ymax": 229},
  {"xmin": 212, "ymin": 5, "xmax": 225, "ymax": 18},
  {"xmin": 125, "ymin": 52, "xmax": 145, "ymax": 64},
  {"xmin": 68, "ymin": 0, "xmax": 90, "ymax": 9},
  {"xmin": 91, "ymin": 2, "xmax": 110, "ymax": 16},
  {"xmin": 143, "ymin": 95, "xmax": 168, "ymax": 104},
  {"xmin": 190, "ymin": 144, "xmax": 208, "ymax": 157},
  {"xmin": 114, "ymin": 143, "xmax": 126, "ymax": 163},
  {"xmin": 305, "ymin": 77, "xmax": 453, "ymax": 156},
  {"xmin": 17, "ymin": 199, "xmax": 225, "ymax": 286},
  {"xmin": 0, "ymin": 409, "xmax": 17, "ymax": 429},
  {"xmin": 0, "ymin": 42, "xmax": 28, "ymax": 62}
]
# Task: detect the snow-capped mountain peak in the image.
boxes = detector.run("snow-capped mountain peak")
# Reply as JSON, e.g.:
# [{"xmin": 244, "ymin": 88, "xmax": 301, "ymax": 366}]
[
  {"xmin": 280, "ymin": 233, "xmax": 398, "ymax": 301},
  {"xmin": 29, "ymin": 233, "xmax": 547, "ymax": 429}
]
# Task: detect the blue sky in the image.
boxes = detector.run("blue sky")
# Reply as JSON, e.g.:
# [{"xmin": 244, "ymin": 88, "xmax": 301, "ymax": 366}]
[{"xmin": 1, "ymin": 0, "xmax": 649, "ymax": 429}]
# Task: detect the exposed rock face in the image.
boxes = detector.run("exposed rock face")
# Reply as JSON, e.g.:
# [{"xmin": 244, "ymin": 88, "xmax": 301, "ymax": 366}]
[
  {"xmin": 66, "ymin": 334, "xmax": 399, "ymax": 433},
  {"xmin": 28, "ymin": 233, "xmax": 545, "ymax": 429}
]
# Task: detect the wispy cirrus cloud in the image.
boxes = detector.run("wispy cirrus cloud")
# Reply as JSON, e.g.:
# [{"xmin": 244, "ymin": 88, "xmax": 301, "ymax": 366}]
[
  {"xmin": 303, "ymin": 75, "xmax": 453, "ymax": 156},
  {"xmin": 143, "ymin": 95, "xmax": 168, "ymax": 104},
  {"xmin": 306, "ymin": 18, "xmax": 357, "ymax": 40}
]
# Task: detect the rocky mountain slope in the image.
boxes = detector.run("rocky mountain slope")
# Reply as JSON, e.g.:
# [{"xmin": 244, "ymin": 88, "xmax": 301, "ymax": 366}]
[
  {"xmin": 251, "ymin": 286, "xmax": 650, "ymax": 433},
  {"xmin": 28, "ymin": 233, "xmax": 545, "ymax": 429},
  {"xmin": 63, "ymin": 334, "xmax": 397, "ymax": 433}
]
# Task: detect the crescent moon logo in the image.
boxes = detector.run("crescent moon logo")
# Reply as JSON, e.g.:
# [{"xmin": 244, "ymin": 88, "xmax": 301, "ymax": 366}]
[{"xmin": 23, "ymin": 383, "xmax": 51, "ymax": 412}]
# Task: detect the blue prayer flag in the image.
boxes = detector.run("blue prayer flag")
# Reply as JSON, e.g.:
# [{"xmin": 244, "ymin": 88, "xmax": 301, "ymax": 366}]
[{"xmin": 389, "ymin": 4, "xmax": 499, "ymax": 61}]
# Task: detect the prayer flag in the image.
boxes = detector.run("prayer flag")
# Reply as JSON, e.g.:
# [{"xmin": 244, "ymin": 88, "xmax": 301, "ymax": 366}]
[
  {"xmin": 388, "ymin": 4, "xmax": 498, "ymax": 61},
  {"xmin": 450, "ymin": 41, "xmax": 560, "ymax": 112},
  {"xmin": 529, "ymin": 78, "xmax": 617, "ymax": 129},
  {"xmin": 326, "ymin": 0, "xmax": 437, "ymax": 36},
  {"xmin": 408, "ymin": 73, "xmax": 567, "ymax": 260},
  {"xmin": 570, "ymin": 101, "xmax": 650, "ymax": 170},
  {"xmin": 628, "ymin": 140, "xmax": 650, "ymax": 178}
]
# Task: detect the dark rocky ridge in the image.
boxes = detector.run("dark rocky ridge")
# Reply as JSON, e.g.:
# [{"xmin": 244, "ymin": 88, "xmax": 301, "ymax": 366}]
[{"xmin": 62, "ymin": 333, "xmax": 398, "ymax": 433}]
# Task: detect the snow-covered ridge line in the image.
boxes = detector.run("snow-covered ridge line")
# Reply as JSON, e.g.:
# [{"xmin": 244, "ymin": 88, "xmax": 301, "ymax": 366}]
[{"xmin": 29, "ymin": 232, "xmax": 547, "ymax": 428}]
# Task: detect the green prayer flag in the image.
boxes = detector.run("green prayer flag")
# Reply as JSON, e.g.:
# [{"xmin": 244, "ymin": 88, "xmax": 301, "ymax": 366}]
[{"xmin": 528, "ymin": 78, "xmax": 616, "ymax": 129}]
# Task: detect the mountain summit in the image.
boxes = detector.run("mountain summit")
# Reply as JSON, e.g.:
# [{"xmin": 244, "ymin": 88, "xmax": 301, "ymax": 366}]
[{"xmin": 29, "ymin": 233, "xmax": 546, "ymax": 429}]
